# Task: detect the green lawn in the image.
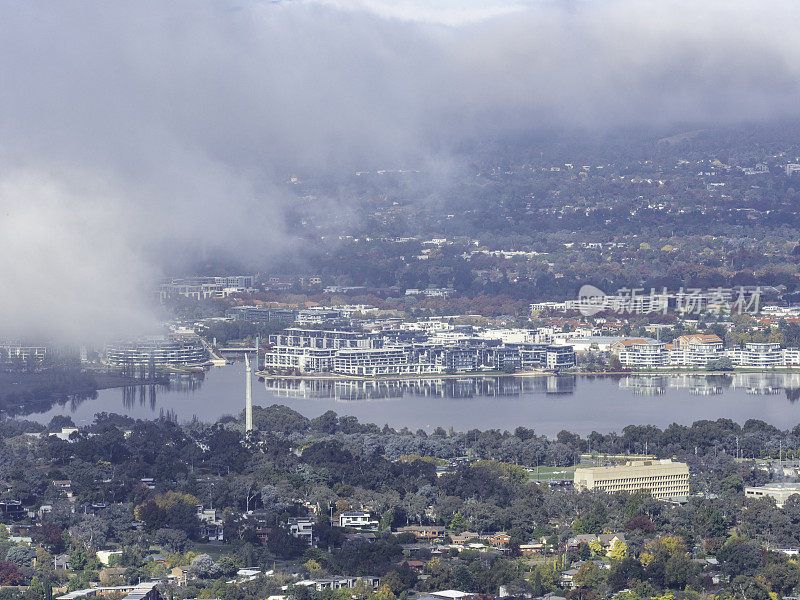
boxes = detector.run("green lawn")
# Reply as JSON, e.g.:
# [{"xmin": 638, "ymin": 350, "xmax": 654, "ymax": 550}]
[{"xmin": 527, "ymin": 465, "xmax": 577, "ymax": 482}]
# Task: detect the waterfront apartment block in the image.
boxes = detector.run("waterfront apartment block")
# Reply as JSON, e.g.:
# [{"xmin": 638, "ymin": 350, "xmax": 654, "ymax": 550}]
[
  {"xmin": 105, "ymin": 335, "xmax": 208, "ymax": 367},
  {"xmin": 671, "ymin": 334, "xmax": 725, "ymax": 366},
  {"xmin": 264, "ymin": 329, "xmax": 374, "ymax": 372},
  {"xmin": 726, "ymin": 342, "xmax": 784, "ymax": 368},
  {"xmin": 573, "ymin": 459, "xmax": 690, "ymax": 499},
  {"xmin": 612, "ymin": 335, "xmax": 797, "ymax": 369},
  {"xmin": 263, "ymin": 327, "xmax": 577, "ymax": 375},
  {"xmin": 614, "ymin": 340, "xmax": 669, "ymax": 367},
  {"xmin": 332, "ymin": 347, "xmax": 436, "ymax": 376}
]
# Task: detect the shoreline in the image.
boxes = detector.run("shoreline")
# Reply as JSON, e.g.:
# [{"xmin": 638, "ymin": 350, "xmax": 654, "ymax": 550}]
[
  {"xmin": 255, "ymin": 367, "xmax": 800, "ymax": 382},
  {"xmin": 256, "ymin": 370, "xmax": 548, "ymax": 382}
]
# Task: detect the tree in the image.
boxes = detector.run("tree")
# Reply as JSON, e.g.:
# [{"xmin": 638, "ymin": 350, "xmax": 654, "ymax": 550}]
[
  {"xmin": 371, "ymin": 584, "xmax": 396, "ymax": 600},
  {"xmin": 69, "ymin": 516, "xmax": 108, "ymax": 549},
  {"xmin": 188, "ymin": 554, "xmax": 220, "ymax": 578},
  {"xmin": 449, "ymin": 512, "xmax": 468, "ymax": 534},
  {"xmin": 5, "ymin": 546, "xmax": 31, "ymax": 569},
  {"xmin": 304, "ymin": 559, "xmax": 323, "ymax": 577},
  {"xmin": 33, "ymin": 548, "xmax": 53, "ymax": 579},
  {"xmin": 31, "ymin": 522, "xmax": 63, "ymax": 552},
  {"xmin": 607, "ymin": 539, "xmax": 628, "ymax": 561},
  {"xmin": 573, "ymin": 562, "xmax": 605, "ymax": 590},
  {"xmin": 0, "ymin": 561, "xmax": 24, "ymax": 586},
  {"xmin": 24, "ymin": 576, "xmax": 52, "ymax": 600},
  {"xmin": 719, "ymin": 542, "xmax": 763, "ymax": 578},
  {"xmin": 155, "ymin": 528, "xmax": 188, "ymax": 553}
]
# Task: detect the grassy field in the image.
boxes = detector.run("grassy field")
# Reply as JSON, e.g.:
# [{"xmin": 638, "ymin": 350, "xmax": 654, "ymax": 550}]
[{"xmin": 527, "ymin": 465, "xmax": 577, "ymax": 482}]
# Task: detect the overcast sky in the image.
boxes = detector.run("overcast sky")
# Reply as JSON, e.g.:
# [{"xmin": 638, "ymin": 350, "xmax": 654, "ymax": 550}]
[{"xmin": 2, "ymin": 0, "xmax": 800, "ymax": 342}]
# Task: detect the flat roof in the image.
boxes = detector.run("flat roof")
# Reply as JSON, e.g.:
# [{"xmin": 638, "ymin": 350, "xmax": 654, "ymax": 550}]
[{"xmin": 746, "ymin": 483, "xmax": 800, "ymax": 491}]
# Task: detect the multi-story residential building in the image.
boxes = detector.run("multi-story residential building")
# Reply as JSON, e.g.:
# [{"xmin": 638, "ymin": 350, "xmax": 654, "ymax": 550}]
[
  {"xmin": 197, "ymin": 506, "xmax": 224, "ymax": 541},
  {"xmin": 670, "ymin": 334, "xmax": 725, "ymax": 367},
  {"xmin": 441, "ymin": 347, "xmax": 480, "ymax": 372},
  {"xmin": 613, "ymin": 340, "xmax": 669, "ymax": 367},
  {"xmin": 263, "ymin": 328, "xmax": 576, "ymax": 374},
  {"xmin": 483, "ymin": 347, "xmax": 522, "ymax": 370},
  {"xmin": 332, "ymin": 347, "xmax": 433, "ymax": 376},
  {"xmin": 296, "ymin": 577, "xmax": 380, "ymax": 592},
  {"xmin": 264, "ymin": 329, "xmax": 373, "ymax": 373},
  {"xmin": 728, "ymin": 342, "xmax": 784, "ymax": 367},
  {"xmin": 405, "ymin": 287, "xmax": 454, "ymax": 298},
  {"xmin": 546, "ymin": 345, "xmax": 577, "ymax": 370},
  {"xmin": 296, "ymin": 307, "xmax": 347, "ymax": 325},
  {"xmin": 105, "ymin": 335, "xmax": 207, "ymax": 367},
  {"xmin": 287, "ymin": 517, "xmax": 315, "ymax": 545},
  {"xmin": 227, "ymin": 305, "xmax": 297, "ymax": 324},
  {"xmin": 338, "ymin": 511, "xmax": 379, "ymax": 529},
  {"xmin": 573, "ymin": 459, "xmax": 690, "ymax": 500},
  {"xmin": 784, "ymin": 348, "xmax": 800, "ymax": 366},
  {"xmin": 396, "ymin": 525, "xmax": 446, "ymax": 539},
  {"xmin": 0, "ymin": 344, "xmax": 47, "ymax": 363},
  {"xmin": 512, "ymin": 343, "xmax": 572, "ymax": 370}
]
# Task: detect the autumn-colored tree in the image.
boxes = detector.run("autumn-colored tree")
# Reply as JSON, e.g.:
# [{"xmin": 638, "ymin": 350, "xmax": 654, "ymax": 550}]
[
  {"xmin": 607, "ymin": 539, "xmax": 628, "ymax": 561},
  {"xmin": 0, "ymin": 560, "xmax": 24, "ymax": 586}
]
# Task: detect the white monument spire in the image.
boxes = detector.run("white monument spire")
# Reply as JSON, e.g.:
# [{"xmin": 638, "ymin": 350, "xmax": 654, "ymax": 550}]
[{"xmin": 245, "ymin": 354, "xmax": 253, "ymax": 432}]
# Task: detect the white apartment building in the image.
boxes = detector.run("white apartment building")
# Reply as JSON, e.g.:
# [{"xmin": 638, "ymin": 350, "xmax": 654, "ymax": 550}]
[
  {"xmin": 295, "ymin": 307, "xmax": 345, "ymax": 324},
  {"xmin": 614, "ymin": 340, "xmax": 669, "ymax": 367},
  {"xmin": 670, "ymin": 334, "xmax": 725, "ymax": 367},
  {"xmin": 264, "ymin": 329, "xmax": 373, "ymax": 373},
  {"xmin": 574, "ymin": 459, "xmax": 690, "ymax": 500},
  {"xmin": 332, "ymin": 347, "xmax": 419, "ymax": 376},
  {"xmin": 727, "ymin": 343, "xmax": 784, "ymax": 368},
  {"xmin": 476, "ymin": 328, "xmax": 537, "ymax": 344},
  {"xmin": 0, "ymin": 344, "xmax": 47, "ymax": 362},
  {"xmin": 530, "ymin": 302, "xmax": 567, "ymax": 313},
  {"xmin": 784, "ymin": 348, "xmax": 800, "ymax": 366}
]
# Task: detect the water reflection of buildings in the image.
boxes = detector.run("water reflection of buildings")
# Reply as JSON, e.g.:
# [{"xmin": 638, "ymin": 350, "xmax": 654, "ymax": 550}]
[
  {"xmin": 121, "ymin": 372, "xmax": 206, "ymax": 410},
  {"xmin": 264, "ymin": 375, "xmax": 577, "ymax": 401},
  {"xmin": 618, "ymin": 373, "xmax": 800, "ymax": 397}
]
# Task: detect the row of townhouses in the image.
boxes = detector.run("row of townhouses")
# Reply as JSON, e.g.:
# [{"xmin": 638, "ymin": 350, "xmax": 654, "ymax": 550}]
[{"xmin": 263, "ymin": 328, "xmax": 576, "ymax": 375}]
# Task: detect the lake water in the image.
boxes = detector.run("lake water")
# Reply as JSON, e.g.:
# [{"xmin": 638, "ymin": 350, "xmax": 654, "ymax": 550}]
[{"xmin": 17, "ymin": 362, "xmax": 800, "ymax": 435}]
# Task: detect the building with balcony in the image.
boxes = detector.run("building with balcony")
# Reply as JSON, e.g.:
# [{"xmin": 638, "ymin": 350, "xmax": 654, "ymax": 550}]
[
  {"xmin": 105, "ymin": 335, "xmax": 207, "ymax": 367},
  {"xmin": 332, "ymin": 347, "xmax": 424, "ymax": 376},
  {"xmin": 613, "ymin": 340, "xmax": 669, "ymax": 367},
  {"xmin": 728, "ymin": 343, "xmax": 784, "ymax": 368},
  {"xmin": 670, "ymin": 334, "xmax": 725, "ymax": 367}
]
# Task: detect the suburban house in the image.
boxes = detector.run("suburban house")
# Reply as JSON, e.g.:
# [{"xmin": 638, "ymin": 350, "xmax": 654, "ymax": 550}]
[
  {"xmin": 287, "ymin": 517, "xmax": 315, "ymax": 545},
  {"xmin": 338, "ymin": 511, "xmax": 379, "ymax": 530}
]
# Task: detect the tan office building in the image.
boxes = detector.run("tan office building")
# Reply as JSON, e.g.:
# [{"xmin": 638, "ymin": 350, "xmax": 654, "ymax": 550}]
[
  {"xmin": 744, "ymin": 483, "xmax": 800, "ymax": 507},
  {"xmin": 574, "ymin": 459, "xmax": 690, "ymax": 499}
]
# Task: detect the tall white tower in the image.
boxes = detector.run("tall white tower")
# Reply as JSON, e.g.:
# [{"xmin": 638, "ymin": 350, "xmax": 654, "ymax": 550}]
[{"xmin": 245, "ymin": 354, "xmax": 253, "ymax": 432}]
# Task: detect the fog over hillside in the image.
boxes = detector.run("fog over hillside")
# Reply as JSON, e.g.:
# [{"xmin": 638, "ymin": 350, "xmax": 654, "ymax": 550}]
[{"xmin": 2, "ymin": 0, "xmax": 800, "ymax": 341}]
